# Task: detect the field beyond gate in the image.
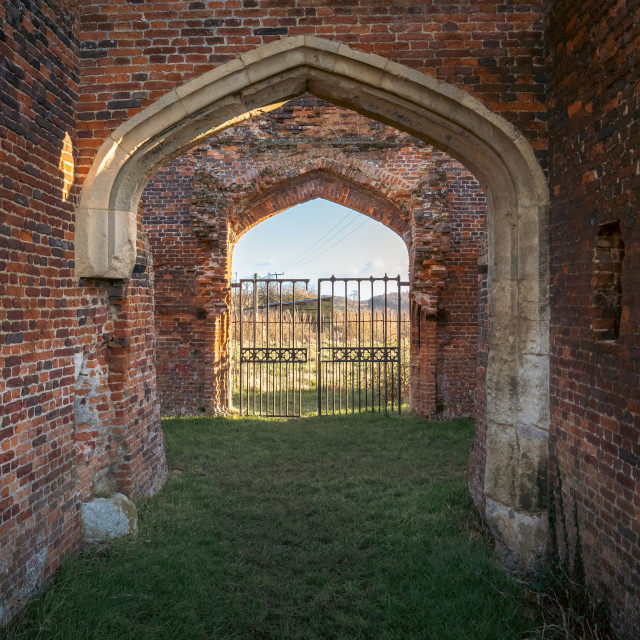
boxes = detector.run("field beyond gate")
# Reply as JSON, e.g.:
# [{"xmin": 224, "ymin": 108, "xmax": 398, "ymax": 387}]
[{"xmin": 3, "ymin": 414, "xmax": 539, "ymax": 640}]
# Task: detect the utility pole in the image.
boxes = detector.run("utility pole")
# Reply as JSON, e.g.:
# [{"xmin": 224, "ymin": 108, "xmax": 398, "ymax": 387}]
[{"xmin": 265, "ymin": 273, "xmax": 283, "ymax": 309}]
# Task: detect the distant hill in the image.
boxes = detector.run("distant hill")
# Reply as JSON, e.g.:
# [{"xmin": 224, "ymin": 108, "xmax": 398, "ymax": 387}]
[
  {"xmin": 314, "ymin": 290, "xmax": 409, "ymax": 312},
  {"xmin": 235, "ymin": 282, "xmax": 409, "ymax": 314},
  {"xmin": 369, "ymin": 290, "xmax": 409, "ymax": 311}
]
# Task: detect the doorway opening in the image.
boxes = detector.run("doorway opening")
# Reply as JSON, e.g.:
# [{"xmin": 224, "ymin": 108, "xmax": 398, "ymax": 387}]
[
  {"xmin": 231, "ymin": 274, "xmax": 410, "ymax": 417},
  {"xmin": 77, "ymin": 37, "xmax": 550, "ymax": 568},
  {"xmin": 229, "ymin": 197, "xmax": 412, "ymax": 417}
]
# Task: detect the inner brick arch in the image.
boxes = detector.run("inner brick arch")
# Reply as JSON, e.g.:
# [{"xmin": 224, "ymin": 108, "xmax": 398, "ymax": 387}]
[
  {"xmin": 77, "ymin": 36, "xmax": 550, "ymax": 571},
  {"xmin": 228, "ymin": 171, "xmax": 450, "ymax": 419},
  {"xmin": 151, "ymin": 166, "xmax": 414, "ymax": 417},
  {"xmin": 231, "ymin": 169, "xmax": 409, "ymax": 242}
]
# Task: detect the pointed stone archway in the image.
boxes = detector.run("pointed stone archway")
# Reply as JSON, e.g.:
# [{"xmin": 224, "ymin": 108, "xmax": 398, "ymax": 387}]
[{"xmin": 75, "ymin": 36, "xmax": 550, "ymax": 571}]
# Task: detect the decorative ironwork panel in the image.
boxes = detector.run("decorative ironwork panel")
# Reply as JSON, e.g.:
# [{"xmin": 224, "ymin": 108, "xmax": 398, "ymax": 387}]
[
  {"xmin": 241, "ymin": 347, "xmax": 308, "ymax": 363},
  {"xmin": 320, "ymin": 346, "xmax": 399, "ymax": 363}
]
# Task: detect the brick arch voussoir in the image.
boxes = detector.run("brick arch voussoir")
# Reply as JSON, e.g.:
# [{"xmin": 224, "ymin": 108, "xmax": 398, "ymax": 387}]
[
  {"xmin": 232, "ymin": 168, "xmax": 408, "ymax": 243},
  {"xmin": 246, "ymin": 154, "xmax": 415, "ymax": 205}
]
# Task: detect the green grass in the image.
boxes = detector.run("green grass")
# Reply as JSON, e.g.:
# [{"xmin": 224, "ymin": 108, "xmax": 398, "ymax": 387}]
[
  {"xmin": 232, "ymin": 388, "xmax": 408, "ymax": 417},
  {"xmin": 3, "ymin": 413, "xmax": 537, "ymax": 640}
]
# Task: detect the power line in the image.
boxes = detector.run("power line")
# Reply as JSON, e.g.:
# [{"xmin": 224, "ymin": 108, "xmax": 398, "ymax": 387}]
[
  {"xmin": 281, "ymin": 211, "xmax": 357, "ymax": 269},
  {"xmin": 280, "ymin": 210, "xmax": 358, "ymax": 270},
  {"xmin": 290, "ymin": 217, "xmax": 370, "ymax": 270},
  {"xmin": 282, "ymin": 213, "xmax": 364, "ymax": 271}
]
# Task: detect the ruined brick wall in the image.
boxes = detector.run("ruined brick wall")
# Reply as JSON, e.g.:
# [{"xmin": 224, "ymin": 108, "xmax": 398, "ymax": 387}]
[
  {"xmin": 71, "ymin": 0, "xmax": 546, "ymax": 588},
  {"xmin": 0, "ymin": 0, "xmax": 84, "ymax": 620},
  {"xmin": 546, "ymin": 0, "xmax": 640, "ymax": 635},
  {"xmin": 93, "ymin": 226, "xmax": 167, "ymax": 499},
  {"xmin": 0, "ymin": 1, "xmax": 167, "ymax": 622},
  {"xmin": 142, "ymin": 97, "xmax": 486, "ymax": 418},
  {"xmin": 141, "ymin": 156, "xmax": 206, "ymax": 416},
  {"xmin": 407, "ymin": 150, "xmax": 486, "ymax": 418},
  {"xmin": 434, "ymin": 154, "xmax": 486, "ymax": 417}
]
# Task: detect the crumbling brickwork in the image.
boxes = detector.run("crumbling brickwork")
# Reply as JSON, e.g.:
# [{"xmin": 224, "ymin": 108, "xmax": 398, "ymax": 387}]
[
  {"xmin": 0, "ymin": 1, "xmax": 83, "ymax": 619},
  {"xmin": 0, "ymin": 1, "xmax": 167, "ymax": 621},
  {"xmin": 142, "ymin": 97, "xmax": 486, "ymax": 418}
]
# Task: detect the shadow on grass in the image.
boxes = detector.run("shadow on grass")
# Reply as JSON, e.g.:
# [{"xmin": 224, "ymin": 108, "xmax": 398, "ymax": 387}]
[{"xmin": 3, "ymin": 414, "xmax": 538, "ymax": 640}]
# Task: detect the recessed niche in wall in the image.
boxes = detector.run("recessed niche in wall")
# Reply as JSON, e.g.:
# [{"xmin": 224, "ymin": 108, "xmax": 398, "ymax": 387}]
[{"xmin": 592, "ymin": 220, "xmax": 625, "ymax": 341}]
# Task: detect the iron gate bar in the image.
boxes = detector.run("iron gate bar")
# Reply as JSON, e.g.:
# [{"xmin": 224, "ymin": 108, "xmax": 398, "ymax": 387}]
[
  {"xmin": 384, "ymin": 276, "xmax": 388, "ymax": 411},
  {"xmin": 358, "ymin": 279, "xmax": 361, "ymax": 412},
  {"xmin": 369, "ymin": 277, "xmax": 374, "ymax": 412},
  {"xmin": 333, "ymin": 282, "xmax": 339, "ymax": 412},
  {"xmin": 396, "ymin": 277, "xmax": 402, "ymax": 414}
]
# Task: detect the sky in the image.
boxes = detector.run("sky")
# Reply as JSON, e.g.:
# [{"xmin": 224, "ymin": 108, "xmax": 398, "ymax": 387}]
[{"xmin": 232, "ymin": 199, "xmax": 409, "ymax": 289}]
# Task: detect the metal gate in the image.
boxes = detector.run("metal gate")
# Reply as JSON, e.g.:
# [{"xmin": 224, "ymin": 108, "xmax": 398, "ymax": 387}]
[
  {"xmin": 231, "ymin": 275, "xmax": 409, "ymax": 417},
  {"xmin": 233, "ymin": 277, "xmax": 312, "ymax": 417},
  {"xmin": 317, "ymin": 276, "xmax": 408, "ymax": 415}
]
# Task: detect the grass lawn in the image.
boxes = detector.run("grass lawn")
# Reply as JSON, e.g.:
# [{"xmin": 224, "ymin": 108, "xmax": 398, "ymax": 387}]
[
  {"xmin": 232, "ymin": 388, "xmax": 409, "ymax": 417},
  {"xmin": 3, "ymin": 413, "xmax": 538, "ymax": 640}
]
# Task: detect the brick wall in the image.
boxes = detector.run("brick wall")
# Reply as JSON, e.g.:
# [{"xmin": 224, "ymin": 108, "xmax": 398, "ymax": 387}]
[
  {"xmin": 142, "ymin": 97, "xmax": 486, "ymax": 418},
  {"xmin": 0, "ymin": 0, "xmax": 83, "ymax": 619},
  {"xmin": 546, "ymin": 0, "xmax": 640, "ymax": 635},
  {"xmin": 76, "ymin": 0, "xmax": 548, "ymax": 181},
  {"xmin": 4, "ymin": 1, "xmax": 640, "ymax": 635},
  {"xmin": 0, "ymin": 1, "xmax": 167, "ymax": 621},
  {"xmin": 141, "ymin": 156, "xmax": 205, "ymax": 416},
  {"xmin": 434, "ymin": 155, "xmax": 486, "ymax": 417}
]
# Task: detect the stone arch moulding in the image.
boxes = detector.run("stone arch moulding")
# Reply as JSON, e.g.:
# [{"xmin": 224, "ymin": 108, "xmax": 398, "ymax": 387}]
[{"xmin": 75, "ymin": 36, "xmax": 550, "ymax": 571}]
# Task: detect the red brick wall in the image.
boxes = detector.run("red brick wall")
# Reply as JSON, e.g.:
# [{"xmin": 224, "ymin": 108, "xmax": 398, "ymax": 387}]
[
  {"xmin": 142, "ymin": 97, "xmax": 486, "ymax": 418},
  {"xmin": 0, "ymin": 1, "xmax": 167, "ymax": 621},
  {"xmin": 546, "ymin": 0, "xmax": 640, "ymax": 635},
  {"xmin": 141, "ymin": 156, "xmax": 206, "ymax": 416},
  {"xmin": 76, "ymin": 0, "xmax": 548, "ymax": 182},
  {"xmin": 97, "ymin": 234, "xmax": 167, "ymax": 498},
  {"xmin": 434, "ymin": 154, "xmax": 485, "ymax": 417},
  {"xmin": 0, "ymin": 0, "xmax": 83, "ymax": 619}
]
